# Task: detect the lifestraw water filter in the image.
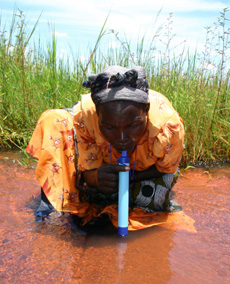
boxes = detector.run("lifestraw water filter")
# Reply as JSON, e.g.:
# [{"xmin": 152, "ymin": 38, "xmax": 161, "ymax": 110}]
[{"xmin": 117, "ymin": 151, "xmax": 130, "ymax": 236}]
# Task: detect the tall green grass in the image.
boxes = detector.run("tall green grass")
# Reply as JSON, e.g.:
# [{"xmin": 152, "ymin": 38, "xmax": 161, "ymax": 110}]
[{"xmin": 0, "ymin": 9, "xmax": 230, "ymax": 165}]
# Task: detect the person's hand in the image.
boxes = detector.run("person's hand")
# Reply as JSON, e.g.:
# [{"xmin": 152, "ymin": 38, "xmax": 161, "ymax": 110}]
[
  {"xmin": 75, "ymin": 170, "xmax": 98, "ymax": 194},
  {"xmin": 97, "ymin": 164, "xmax": 130, "ymax": 194}
]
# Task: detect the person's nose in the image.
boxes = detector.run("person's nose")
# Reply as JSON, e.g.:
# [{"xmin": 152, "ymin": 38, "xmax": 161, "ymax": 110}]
[{"xmin": 117, "ymin": 129, "xmax": 128, "ymax": 143}]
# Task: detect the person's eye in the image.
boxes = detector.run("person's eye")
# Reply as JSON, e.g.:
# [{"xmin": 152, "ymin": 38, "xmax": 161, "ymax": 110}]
[
  {"xmin": 104, "ymin": 125, "xmax": 115, "ymax": 130},
  {"xmin": 129, "ymin": 123, "xmax": 141, "ymax": 129}
]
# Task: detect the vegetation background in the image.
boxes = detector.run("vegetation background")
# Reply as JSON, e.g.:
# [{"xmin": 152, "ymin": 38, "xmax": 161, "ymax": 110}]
[{"xmin": 0, "ymin": 9, "xmax": 229, "ymax": 166}]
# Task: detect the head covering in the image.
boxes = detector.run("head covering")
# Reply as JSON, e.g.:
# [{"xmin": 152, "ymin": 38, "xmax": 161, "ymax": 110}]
[{"xmin": 82, "ymin": 65, "xmax": 149, "ymax": 105}]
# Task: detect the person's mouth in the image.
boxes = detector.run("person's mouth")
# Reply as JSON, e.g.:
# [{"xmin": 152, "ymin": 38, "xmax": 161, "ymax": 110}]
[{"xmin": 115, "ymin": 143, "xmax": 133, "ymax": 153}]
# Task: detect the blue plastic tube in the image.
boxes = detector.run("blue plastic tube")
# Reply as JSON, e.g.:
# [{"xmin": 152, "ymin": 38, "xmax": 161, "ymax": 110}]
[{"xmin": 117, "ymin": 151, "xmax": 130, "ymax": 236}]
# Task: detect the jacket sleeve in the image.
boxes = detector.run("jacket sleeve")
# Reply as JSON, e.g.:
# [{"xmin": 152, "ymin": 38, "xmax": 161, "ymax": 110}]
[
  {"xmin": 153, "ymin": 112, "xmax": 185, "ymax": 173},
  {"xmin": 74, "ymin": 107, "xmax": 103, "ymax": 171}
]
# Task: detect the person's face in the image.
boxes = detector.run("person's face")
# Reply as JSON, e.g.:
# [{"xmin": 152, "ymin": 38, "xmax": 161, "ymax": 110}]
[{"xmin": 97, "ymin": 100, "xmax": 149, "ymax": 154}]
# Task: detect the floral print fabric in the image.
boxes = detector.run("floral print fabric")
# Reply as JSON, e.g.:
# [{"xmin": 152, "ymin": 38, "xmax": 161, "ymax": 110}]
[
  {"xmin": 26, "ymin": 90, "xmax": 195, "ymax": 232},
  {"xmin": 74, "ymin": 90, "xmax": 184, "ymax": 173}
]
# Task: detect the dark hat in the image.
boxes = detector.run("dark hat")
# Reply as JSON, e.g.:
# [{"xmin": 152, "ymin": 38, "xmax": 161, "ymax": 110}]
[{"xmin": 83, "ymin": 65, "xmax": 149, "ymax": 105}]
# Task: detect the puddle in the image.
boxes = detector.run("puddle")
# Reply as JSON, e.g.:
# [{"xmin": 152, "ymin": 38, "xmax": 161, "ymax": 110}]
[{"xmin": 0, "ymin": 151, "xmax": 229, "ymax": 284}]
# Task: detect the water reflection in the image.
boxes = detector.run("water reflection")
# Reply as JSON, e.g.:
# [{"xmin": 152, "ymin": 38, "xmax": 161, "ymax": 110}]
[
  {"xmin": 116, "ymin": 238, "xmax": 127, "ymax": 278},
  {"xmin": 0, "ymin": 151, "xmax": 230, "ymax": 284},
  {"xmin": 27, "ymin": 211, "xmax": 175, "ymax": 284},
  {"xmin": 32, "ymin": 218, "xmax": 175, "ymax": 283}
]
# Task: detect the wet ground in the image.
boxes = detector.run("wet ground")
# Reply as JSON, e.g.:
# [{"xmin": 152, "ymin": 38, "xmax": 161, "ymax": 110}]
[{"xmin": 0, "ymin": 151, "xmax": 229, "ymax": 284}]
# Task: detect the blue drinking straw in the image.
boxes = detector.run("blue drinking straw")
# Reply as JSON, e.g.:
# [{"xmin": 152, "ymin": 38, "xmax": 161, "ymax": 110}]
[{"xmin": 117, "ymin": 151, "xmax": 130, "ymax": 236}]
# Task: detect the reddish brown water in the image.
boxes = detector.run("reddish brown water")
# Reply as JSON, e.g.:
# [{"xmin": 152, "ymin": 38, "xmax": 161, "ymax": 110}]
[{"xmin": 0, "ymin": 151, "xmax": 229, "ymax": 284}]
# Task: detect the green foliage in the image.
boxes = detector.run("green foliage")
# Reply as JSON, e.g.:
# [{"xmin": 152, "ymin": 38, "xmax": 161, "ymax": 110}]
[{"xmin": 0, "ymin": 9, "xmax": 230, "ymax": 166}]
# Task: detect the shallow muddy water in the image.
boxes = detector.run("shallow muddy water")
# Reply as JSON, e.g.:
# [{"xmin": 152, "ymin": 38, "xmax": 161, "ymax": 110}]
[{"xmin": 0, "ymin": 151, "xmax": 229, "ymax": 284}]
